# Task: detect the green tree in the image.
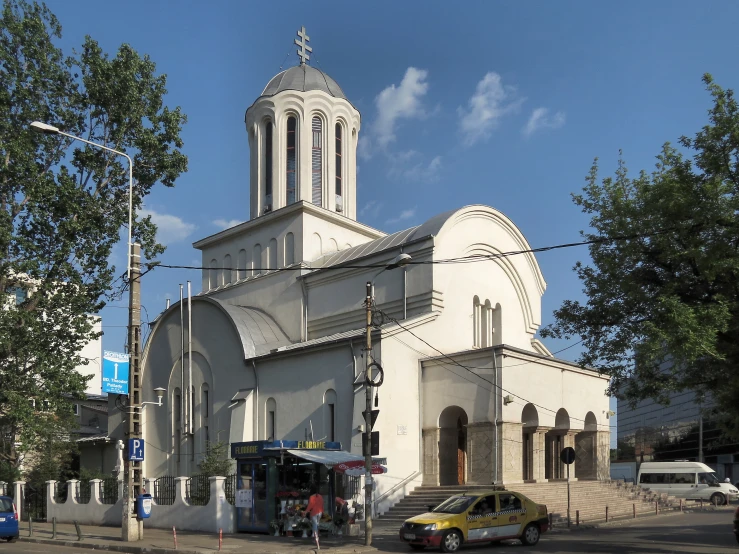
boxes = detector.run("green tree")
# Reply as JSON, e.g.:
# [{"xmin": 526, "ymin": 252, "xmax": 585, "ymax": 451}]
[
  {"xmin": 0, "ymin": 0, "xmax": 187, "ymax": 472},
  {"xmin": 197, "ymin": 439, "xmax": 233, "ymax": 478},
  {"xmin": 542, "ymin": 74, "xmax": 739, "ymax": 437}
]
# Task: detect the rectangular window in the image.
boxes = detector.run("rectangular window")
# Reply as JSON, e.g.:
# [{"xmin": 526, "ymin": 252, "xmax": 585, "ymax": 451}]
[
  {"xmin": 203, "ymin": 390, "xmax": 209, "ymax": 419},
  {"xmin": 176, "ymin": 430, "xmax": 181, "ymax": 463},
  {"xmin": 328, "ymin": 403, "xmax": 335, "ymax": 442},
  {"xmin": 639, "ymin": 473, "xmax": 669, "ymax": 484},
  {"xmin": 268, "ymin": 410, "xmax": 276, "ymax": 441},
  {"xmin": 73, "ymin": 404, "xmax": 79, "ymax": 416},
  {"xmin": 335, "ymin": 124, "xmax": 342, "ymax": 197},
  {"xmin": 205, "ymin": 426, "xmax": 210, "ymax": 452},
  {"xmin": 672, "ymin": 473, "xmax": 695, "ymax": 484},
  {"xmin": 175, "ymin": 393, "xmax": 181, "ymax": 422}
]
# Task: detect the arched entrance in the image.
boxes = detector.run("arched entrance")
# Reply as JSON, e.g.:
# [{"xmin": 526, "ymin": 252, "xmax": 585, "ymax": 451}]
[
  {"xmin": 439, "ymin": 406, "xmax": 468, "ymax": 485},
  {"xmin": 521, "ymin": 404, "xmax": 539, "ymax": 481},
  {"xmin": 545, "ymin": 408, "xmax": 570, "ymax": 480}
]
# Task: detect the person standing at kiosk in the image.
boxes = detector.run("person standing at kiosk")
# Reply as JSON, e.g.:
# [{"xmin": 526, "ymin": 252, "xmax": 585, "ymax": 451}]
[{"xmin": 305, "ymin": 487, "xmax": 324, "ymax": 549}]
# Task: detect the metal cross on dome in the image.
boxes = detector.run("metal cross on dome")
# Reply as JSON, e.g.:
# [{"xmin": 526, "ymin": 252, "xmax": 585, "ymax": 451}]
[{"xmin": 295, "ymin": 26, "xmax": 312, "ymax": 65}]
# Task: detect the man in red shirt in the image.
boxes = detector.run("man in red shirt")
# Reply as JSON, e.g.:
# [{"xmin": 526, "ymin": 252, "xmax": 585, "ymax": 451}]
[{"xmin": 305, "ymin": 487, "xmax": 324, "ymax": 549}]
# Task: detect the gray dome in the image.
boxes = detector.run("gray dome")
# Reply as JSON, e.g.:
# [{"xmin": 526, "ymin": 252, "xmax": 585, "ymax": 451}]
[{"xmin": 261, "ymin": 65, "xmax": 346, "ymax": 100}]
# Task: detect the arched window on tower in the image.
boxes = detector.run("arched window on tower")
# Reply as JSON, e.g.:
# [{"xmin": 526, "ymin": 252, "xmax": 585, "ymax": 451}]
[
  {"xmin": 264, "ymin": 120, "xmax": 273, "ymax": 211},
  {"xmin": 268, "ymin": 238, "xmax": 278, "ymax": 269},
  {"xmin": 209, "ymin": 259, "xmax": 218, "ymax": 290},
  {"xmin": 311, "ymin": 116, "xmax": 323, "ymax": 206},
  {"xmin": 335, "ymin": 123, "xmax": 343, "ymax": 211},
  {"xmin": 473, "ymin": 296, "xmax": 481, "ymax": 347},
  {"xmin": 483, "ymin": 300, "xmax": 492, "ymax": 347},
  {"xmin": 286, "ymin": 116, "xmax": 297, "ymax": 205},
  {"xmin": 237, "ymin": 249, "xmax": 247, "ymax": 280},
  {"xmin": 253, "ymin": 244, "xmax": 262, "ymax": 276},
  {"xmin": 284, "ymin": 232, "xmax": 295, "ymax": 266},
  {"xmin": 223, "ymin": 254, "xmax": 232, "ymax": 285}
]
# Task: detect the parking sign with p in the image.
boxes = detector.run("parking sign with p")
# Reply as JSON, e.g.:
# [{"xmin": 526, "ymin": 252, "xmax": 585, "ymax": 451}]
[{"xmin": 128, "ymin": 438, "xmax": 145, "ymax": 461}]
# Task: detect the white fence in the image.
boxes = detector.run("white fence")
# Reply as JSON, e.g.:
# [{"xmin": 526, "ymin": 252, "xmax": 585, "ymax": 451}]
[{"xmin": 45, "ymin": 476, "xmax": 236, "ymax": 533}]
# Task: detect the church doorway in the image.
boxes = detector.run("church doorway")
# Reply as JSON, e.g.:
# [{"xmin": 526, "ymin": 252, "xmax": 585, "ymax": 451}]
[{"xmin": 439, "ymin": 406, "xmax": 468, "ymax": 486}]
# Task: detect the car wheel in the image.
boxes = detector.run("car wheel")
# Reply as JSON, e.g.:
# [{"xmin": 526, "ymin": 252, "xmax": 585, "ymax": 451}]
[
  {"xmin": 520, "ymin": 523, "xmax": 540, "ymax": 546},
  {"xmin": 441, "ymin": 530, "xmax": 462, "ymax": 553},
  {"xmin": 6, "ymin": 537, "xmax": 17, "ymax": 543},
  {"xmin": 409, "ymin": 545, "xmax": 426, "ymax": 550},
  {"xmin": 709, "ymin": 492, "xmax": 725, "ymax": 506}
]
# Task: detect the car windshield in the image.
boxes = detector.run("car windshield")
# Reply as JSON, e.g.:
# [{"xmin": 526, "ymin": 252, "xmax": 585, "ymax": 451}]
[
  {"xmin": 0, "ymin": 498, "xmax": 13, "ymax": 512},
  {"xmin": 432, "ymin": 495, "xmax": 479, "ymax": 514},
  {"xmin": 698, "ymin": 472, "xmax": 719, "ymax": 485}
]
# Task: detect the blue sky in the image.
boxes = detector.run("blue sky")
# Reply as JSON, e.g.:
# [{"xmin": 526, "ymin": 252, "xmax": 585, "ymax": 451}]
[{"xmin": 45, "ymin": 1, "xmax": 739, "ymax": 437}]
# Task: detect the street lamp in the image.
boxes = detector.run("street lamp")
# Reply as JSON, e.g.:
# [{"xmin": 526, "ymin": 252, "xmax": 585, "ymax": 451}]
[
  {"xmin": 31, "ymin": 121, "xmax": 142, "ymax": 542},
  {"xmin": 363, "ymin": 252, "xmax": 412, "ymax": 547},
  {"xmin": 30, "ymin": 121, "xmax": 134, "ymax": 280},
  {"xmin": 141, "ymin": 387, "xmax": 166, "ymax": 408}
]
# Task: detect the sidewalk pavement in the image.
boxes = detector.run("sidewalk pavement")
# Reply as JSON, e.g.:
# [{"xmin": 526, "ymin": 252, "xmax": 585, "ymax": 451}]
[{"xmin": 18, "ymin": 521, "xmax": 379, "ymax": 554}]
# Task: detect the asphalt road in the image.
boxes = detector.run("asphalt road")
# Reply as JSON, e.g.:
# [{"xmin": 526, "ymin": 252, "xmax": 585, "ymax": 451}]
[{"xmin": 0, "ymin": 512, "xmax": 736, "ymax": 554}]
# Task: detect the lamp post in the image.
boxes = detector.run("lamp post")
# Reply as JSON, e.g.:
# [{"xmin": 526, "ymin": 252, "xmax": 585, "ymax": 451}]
[
  {"xmin": 30, "ymin": 121, "xmax": 143, "ymax": 541},
  {"xmin": 363, "ymin": 253, "xmax": 412, "ymax": 546}
]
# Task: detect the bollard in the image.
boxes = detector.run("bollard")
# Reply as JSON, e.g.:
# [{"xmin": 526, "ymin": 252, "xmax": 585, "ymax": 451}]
[
  {"xmin": 576, "ymin": 510, "xmax": 579, "ymax": 526},
  {"xmin": 173, "ymin": 526, "xmax": 177, "ymax": 550},
  {"xmin": 680, "ymin": 499, "xmax": 683, "ymax": 512},
  {"xmin": 74, "ymin": 520, "xmax": 83, "ymax": 541},
  {"xmin": 605, "ymin": 505, "xmax": 608, "ymax": 523},
  {"xmin": 633, "ymin": 503, "xmax": 636, "ymax": 519},
  {"xmin": 52, "ymin": 517, "xmax": 57, "ymax": 539},
  {"xmin": 219, "ymin": 528, "xmax": 222, "ymax": 551},
  {"xmin": 28, "ymin": 517, "xmax": 33, "ymax": 537},
  {"xmin": 548, "ymin": 513, "xmax": 553, "ymax": 528},
  {"xmin": 699, "ymin": 499, "xmax": 703, "ymax": 508},
  {"xmin": 655, "ymin": 500, "xmax": 658, "ymax": 515}
]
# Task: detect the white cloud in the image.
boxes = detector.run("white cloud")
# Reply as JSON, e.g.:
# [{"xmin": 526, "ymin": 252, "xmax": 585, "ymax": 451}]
[
  {"xmin": 385, "ymin": 207, "xmax": 417, "ymax": 225},
  {"xmin": 373, "ymin": 67, "xmax": 430, "ymax": 151},
  {"xmin": 388, "ymin": 151, "xmax": 442, "ymax": 183},
  {"xmin": 458, "ymin": 72, "xmax": 524, "ymax": 146},
  {"xmin": 359, "ymin": 200, "xmax": 383, "ymax": 219},
  {"xmin": 523, "ymin": 107, "xmax": 566, "ymax": 136},
  {"xmin": 213, "ymin": 218, "xmax": 243, "ymax": 230},
  {"xmin": 140, "ymin": 208, "xmax": 196, "ymax": 245}
]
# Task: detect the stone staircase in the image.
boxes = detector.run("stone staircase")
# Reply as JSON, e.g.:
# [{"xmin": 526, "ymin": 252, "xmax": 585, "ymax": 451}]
[{"xmin": 378, "ymin": 480, "xmax": 678, "ymax": 526}]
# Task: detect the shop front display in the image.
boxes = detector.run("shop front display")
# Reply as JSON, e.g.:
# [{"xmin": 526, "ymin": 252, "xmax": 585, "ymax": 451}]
[{"xmin": 231, "ymin": 440, "xmax": 387, "ymax": 534}]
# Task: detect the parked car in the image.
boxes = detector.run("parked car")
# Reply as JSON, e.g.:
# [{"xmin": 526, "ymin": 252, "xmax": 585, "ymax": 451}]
[
  {"xmin": 637, "ymin": 461, "xmax": 739, "ymax": 505},
  {"xmin": 399, "ymin": 490, "xmax": 548, "ymax": 552},
  {"xmin": 734, "ymin": 504, "xmax": 739, "ymax": 545},
  {"xmin": 0, "ymin": 496, "xmax": 19, "ymax": 542}
]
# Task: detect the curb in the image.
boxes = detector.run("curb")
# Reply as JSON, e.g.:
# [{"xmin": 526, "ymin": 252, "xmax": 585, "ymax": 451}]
[
  {"xmin": 547, "ymin": 509, "xmax": 686, "ymax": 533},
  {"xmin": 19, "ymin": 536, "xmax": 377, "ymax": 554}
]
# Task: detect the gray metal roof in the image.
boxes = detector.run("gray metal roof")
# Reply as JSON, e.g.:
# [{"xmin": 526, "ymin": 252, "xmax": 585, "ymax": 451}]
[
  {"xmin": 261, "ymin": 65, "xmax": 346, "ymax": 100},
  {"xmin": 310, "ymin": 225, "xmax": 423, "ymax": 269},
  {"xmin": 215, "ymin": 302, "xmax": 291, "ymax": 358}
]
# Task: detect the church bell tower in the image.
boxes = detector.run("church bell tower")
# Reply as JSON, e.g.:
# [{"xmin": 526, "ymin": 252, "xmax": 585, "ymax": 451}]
[{"xmin": 245, "ymin": 27, "xmax": 361, "ymax": 221}]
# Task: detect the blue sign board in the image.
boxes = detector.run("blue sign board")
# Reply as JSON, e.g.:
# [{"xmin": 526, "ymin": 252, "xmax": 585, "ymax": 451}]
[
  {"xmin": 102, "ymin": 350, "xmax": 129, "ymax": 394},
  {"xmin": 231, "ymin": 440, "xmax": 342, "ymax": 458},
  {"xmin": 128, "ymin": 438, "xmax": 145, "ymax": 461}
]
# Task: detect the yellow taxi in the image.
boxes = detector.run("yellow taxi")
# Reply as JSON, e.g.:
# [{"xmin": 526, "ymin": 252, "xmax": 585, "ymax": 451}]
[{"xmin": 399, "ymin": 490, "xmax": 548, "ymax": 552}]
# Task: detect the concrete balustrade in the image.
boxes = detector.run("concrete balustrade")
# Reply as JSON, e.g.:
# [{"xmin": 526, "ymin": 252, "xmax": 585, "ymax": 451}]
[{"xmin": 45, "ymin": 476, "xmax": 236, "ymax": 533}]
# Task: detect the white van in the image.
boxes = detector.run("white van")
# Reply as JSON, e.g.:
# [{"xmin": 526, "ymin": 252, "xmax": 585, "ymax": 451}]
[{"xmin": 637, "ymin": 461, "xmax": 739, "ymax": 505}]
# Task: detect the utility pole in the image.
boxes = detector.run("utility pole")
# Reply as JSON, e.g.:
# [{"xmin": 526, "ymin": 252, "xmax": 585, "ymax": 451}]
[
  {"xmin": 363, "ymin": 281, "xmax": 373, "ymax": 546},
  {"xmin": 122, "ymin": 243, "xmax": 143, "ymax": 541}
]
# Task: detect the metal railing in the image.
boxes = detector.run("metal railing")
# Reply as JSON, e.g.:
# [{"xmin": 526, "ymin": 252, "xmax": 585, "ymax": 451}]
[
  {"xmin": 225, "ymin": 473, "xmax": 236, "ymax": 505},
  {"xmin": 186, "ymin": 474, "xmax": 210, "ymax": 506},
  {"xmin": 55, "ymin": 481, "xmax": 68, "ymax": 504},
  {"xmin": 100, "ymin": 478, "xmax": 119, "ymax": 505},
  {"xmin": 75, "ymin": 481, "xmax": 91, "ymax": 504},
  {"xmin": 23, "ymin": 484, "xmax": 46, "ymax": 521},
  {"xmin": 154, "ymin": 476, "xmax": 175, "ymax": 505}
]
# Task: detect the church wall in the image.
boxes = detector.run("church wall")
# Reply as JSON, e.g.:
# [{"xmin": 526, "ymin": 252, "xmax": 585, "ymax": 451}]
[
  {"xmin": 302, "ymin": 210, "xmax": 381, "ymax": 262},
  {"xmin": 252, "ymin": 345, "xmax": 356, "ymax": 445},
  {"xmin": 140, "ymin": 301, "xmax": 255, "ymax": 477},
  {"xmin": 305, "ymin": 238, "xmax": 435, "ymax": 338}
]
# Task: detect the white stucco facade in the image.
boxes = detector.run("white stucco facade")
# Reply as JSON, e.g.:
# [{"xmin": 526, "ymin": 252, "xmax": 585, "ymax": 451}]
[{"xmin": 106, "ymin": 48, "xmax": 611, "ymax": 518}]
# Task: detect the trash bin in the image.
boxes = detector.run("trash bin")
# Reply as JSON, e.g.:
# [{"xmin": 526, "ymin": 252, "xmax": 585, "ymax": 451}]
[{"xmin": 137, "ymin": 494, "xmax": 153, "ymax": 519}]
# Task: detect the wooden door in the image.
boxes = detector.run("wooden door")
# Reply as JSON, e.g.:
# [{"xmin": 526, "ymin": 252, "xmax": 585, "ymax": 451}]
[{"xmin": 457, "ymin": 448, "xmax": 465, "ymax": 485}]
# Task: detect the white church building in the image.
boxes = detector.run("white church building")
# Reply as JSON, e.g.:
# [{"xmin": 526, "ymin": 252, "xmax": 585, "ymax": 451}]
[{"xmin": 108, "ymin": 29, "xmax": 611, "ymax": 518}]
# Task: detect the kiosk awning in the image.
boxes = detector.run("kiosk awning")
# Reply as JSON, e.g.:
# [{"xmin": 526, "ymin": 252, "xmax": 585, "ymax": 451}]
[{"xmin": 287, "ymin": 449, "xmax": 386, "ymax": 469}]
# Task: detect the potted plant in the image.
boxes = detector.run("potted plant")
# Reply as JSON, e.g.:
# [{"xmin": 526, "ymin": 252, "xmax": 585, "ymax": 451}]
[
  {"xmin": 333, "ymin": 514, "xmax": 346, "ymax": 535},
  {"xmin": 269, "ymin": 519, "xmax": 281, "ymax": 537},
  {"xmin": 298, "ymin": 517, "xmax": 311, "ymax": 538}
]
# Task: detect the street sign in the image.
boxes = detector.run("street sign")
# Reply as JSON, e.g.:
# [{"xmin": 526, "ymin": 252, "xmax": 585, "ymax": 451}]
[
  {"xmin": 102, "ymin": 351, "xmax": 129, "ymax": 395},
  {"xmin": 560, "ymin": 446, "xmax": 576, "ymax": 465},
  {"xmin": 128, "ymin": 438, "xmax": 145, "ymax": 461},
  {"xmin": 370, "ymin": 409, "xmax": 379, "ymax": 429}
]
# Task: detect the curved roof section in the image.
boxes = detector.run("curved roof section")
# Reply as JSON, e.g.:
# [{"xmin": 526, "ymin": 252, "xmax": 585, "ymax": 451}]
[
  {"xmin": 150, "ymin": 297, "xmax": 291, "ymax": 359},
  {"xmin": 261, "ymin": 65, "xmax": 346, "ymax": 100}
]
